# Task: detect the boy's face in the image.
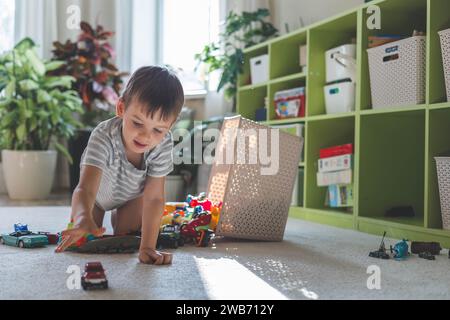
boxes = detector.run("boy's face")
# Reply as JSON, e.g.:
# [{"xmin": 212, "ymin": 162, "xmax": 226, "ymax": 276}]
[{"xmin": 116, "ymin": 98, "xmax": 176, "ymax": 155}]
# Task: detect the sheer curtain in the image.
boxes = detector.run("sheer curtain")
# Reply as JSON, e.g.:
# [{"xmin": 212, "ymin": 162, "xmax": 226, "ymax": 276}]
[{"xmin": 14, "ymin": 0, "xmax": 133, "ymax": 70}]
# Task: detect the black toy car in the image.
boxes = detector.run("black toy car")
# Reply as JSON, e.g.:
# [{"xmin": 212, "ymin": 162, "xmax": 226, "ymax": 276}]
[
  {"xmin": 418, "ymin": 252, "xmax": 435, "ymax": 260},
  {"xmin": 369, "ymin": 232, "xmax": 390, "ymax": 260},
  {"xmin": 157, "ymin": 225, "xmax": 184, "ymax": 249}
]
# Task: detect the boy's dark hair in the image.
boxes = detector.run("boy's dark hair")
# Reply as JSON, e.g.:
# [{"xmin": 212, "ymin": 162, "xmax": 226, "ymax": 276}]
[{"xmin": 121, "ymin": 66, "xmax": 185, "ymax": 121}]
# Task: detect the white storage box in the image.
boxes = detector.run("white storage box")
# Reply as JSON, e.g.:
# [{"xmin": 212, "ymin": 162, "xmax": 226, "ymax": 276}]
[
  {"xmin": 326, "ymin": 44, "xmax": 356, "ymax": 83},
  {"xmin": 250, "ymin": 54, "xmax": 269, "ymax": 85},
  {"xmin": 367, "ymin": 36, "xmax": 426, "ymax": 109},
  {"xmin": 438, "ymin": 28, "xmax": 450, "ymax": 102},
  {"xmin": 324, "ymin": 81, "xmax": 355, "ymax": 114}
]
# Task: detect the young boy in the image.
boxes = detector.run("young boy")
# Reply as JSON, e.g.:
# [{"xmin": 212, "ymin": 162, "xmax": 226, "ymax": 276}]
[{"xmin": 55, "ymin": 66, "xmax": 184, "ymax": 265}]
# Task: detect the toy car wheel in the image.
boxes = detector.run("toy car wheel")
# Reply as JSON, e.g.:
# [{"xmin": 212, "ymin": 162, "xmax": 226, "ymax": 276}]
[
  {"xmin": 103, "ymin": 281, "xmax": 108, "ymax": 289},
  {"xmin": 18, "ymin": 241, "xmax": 24, "ymax": 248},
  {"xmin": 178, "ymin": 237, "xmax": 185, "ymax": 247},
  {"xmin": 0, "ymin": 237, "xmax": 4, "ymax": 245}
]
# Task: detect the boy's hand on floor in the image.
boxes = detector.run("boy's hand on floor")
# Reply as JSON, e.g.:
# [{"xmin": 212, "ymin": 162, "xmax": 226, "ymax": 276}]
[
  {"xmin": 55, "ymin": 217, "xmax": 105, "ymax": 253},
  {"xmin": 139, "ymin": 248, "xmax": 172, "ymax": 265}
]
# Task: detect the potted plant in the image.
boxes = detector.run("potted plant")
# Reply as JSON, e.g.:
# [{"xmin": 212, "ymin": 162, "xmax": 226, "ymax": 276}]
[
  {"xmin": 0, "ymin": 38, "xmax": 84, "ymax": 200},
  {"xmin": 195, "ymin": 8, "xmax": 278, "ymax": 108},
  {"xmin": 50, "ymin": 21, "xmax": 129, "ymax": 192}
]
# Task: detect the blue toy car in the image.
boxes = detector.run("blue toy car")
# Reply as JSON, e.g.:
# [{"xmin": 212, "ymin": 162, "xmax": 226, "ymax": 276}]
[{"xmin": 1, "ymin": 224, "xmax": 48, "ymax": 248}]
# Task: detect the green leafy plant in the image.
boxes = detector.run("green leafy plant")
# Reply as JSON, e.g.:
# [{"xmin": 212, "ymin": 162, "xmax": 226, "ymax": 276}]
[
  {"xmin": 195, "ymin": 8, "xmax": 278, "ymax": 102},
  {"xmin": 50, "ymin": 21, "xmax": 128, "ymax": 128},
  {"xmin": 0, "ymin": 38, "xmax": 84, "ymax": 163}
]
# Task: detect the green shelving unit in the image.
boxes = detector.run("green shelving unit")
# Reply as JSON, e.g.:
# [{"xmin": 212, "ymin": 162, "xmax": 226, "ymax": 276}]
[{"xmin": 237, "ymin": 0, "xmax": 450, "ymax": 246}]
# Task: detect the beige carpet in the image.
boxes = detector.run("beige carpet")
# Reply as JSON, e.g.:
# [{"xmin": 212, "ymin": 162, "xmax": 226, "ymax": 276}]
[{"xmin": 1, "ymin": 206, "xmax": 450, "ymax": 300}]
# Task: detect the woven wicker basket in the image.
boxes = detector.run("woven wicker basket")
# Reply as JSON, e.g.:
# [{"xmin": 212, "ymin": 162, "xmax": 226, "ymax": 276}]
[
  {"xmin": 367, "ymin": 36, "xmax": 426, "ymax": 109},
  {"xmin": 435, "ymin": 157, "xmax": 450, "ymax": 230},
  {"xmin": 207, "ymin": 116, "xmax": 303, "ymax": 241},
  {"xmin": 438, "ymin": 28, "xmax": 450, "ymax": 102}
]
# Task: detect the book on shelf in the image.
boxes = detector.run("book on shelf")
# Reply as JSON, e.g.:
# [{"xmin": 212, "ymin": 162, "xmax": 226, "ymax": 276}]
[
  {"xmin": 318, "ymin": 154, "xmax": 352, "ymax": 173},
  {"xmin": 320, "ymin": 143, "xmax": 353, "ymax": 159},
  {"xmin": 325, "ymin": 184, "xmax": 354, "ymax": 208},
  {"xmin": 317, "ymin": 169, "xmax": 352, "ymax": 187}
]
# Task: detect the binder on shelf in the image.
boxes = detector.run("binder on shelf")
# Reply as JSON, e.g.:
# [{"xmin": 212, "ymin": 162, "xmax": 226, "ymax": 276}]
[
  {"xmin": 317, "ymin": 169, "xmax": 352, "ymax": 187},
  {"xmin": 318, "ymin": 154, "xmax": 352, "ymax": 173}
]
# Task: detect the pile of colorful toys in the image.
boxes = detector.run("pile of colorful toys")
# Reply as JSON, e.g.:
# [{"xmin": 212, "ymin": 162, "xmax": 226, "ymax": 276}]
[{"xmin": 157, "ymin": 192, "xmax": 222, "ymax": 249}]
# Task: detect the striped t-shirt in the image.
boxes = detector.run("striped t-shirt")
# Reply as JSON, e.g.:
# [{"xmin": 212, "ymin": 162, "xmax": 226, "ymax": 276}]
[{"xmin": 80, "ymin": 116, "xmax": 174, "ymax": 211}]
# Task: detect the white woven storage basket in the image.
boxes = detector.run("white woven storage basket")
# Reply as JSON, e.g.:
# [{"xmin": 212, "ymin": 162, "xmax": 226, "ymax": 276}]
[
  {"xmin": 435, "ymin": 157, "xmax": 450, "ymax": 230},
  {"xmin": 438, "ymin": 28, "xmax": 450, "ymax": 102},
  {"xmin": 367, "ymin": 36, "xmax": 426, "ymax": 109},
  {"xmin": 207, "ymin": 116, "xmax": 303, "ymax": 241}
]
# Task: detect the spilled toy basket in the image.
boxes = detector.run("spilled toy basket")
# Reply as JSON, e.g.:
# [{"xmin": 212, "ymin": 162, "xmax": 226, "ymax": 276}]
[
  {"xmin": 207, "ymin": 116, "xmax": 304, "ymax": 241},
  {"xmin": 435, "ymin": 156, "xmax": 450, "ymax": 230}
]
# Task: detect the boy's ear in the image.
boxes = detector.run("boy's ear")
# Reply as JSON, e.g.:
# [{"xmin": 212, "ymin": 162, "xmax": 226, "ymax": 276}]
[{"xmin": 116, "ymin": 98, "xmax": 125, "ymax": 118}]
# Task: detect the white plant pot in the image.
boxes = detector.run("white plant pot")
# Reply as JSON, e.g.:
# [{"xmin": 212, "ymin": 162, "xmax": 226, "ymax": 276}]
[
  {"xmin": 0, "ymin": 162, "xmax": 6, "ymax": 194},
  {"xmin": 2, "ymin": 150, "xmax": 57, "ymax": 200}
]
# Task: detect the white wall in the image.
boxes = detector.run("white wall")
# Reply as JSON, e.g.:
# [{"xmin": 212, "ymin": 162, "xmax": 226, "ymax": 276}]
[{"xmin": 269, "ymin": 0, "xmax": 364, "ymax": 34}]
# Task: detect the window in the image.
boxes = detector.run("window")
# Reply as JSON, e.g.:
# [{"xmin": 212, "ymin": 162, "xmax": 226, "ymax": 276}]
[
  {"xmin": 161, "ymin": 0, "xmax": 220, "ymax": 96},
  {"xmin": 0, "ymin": 0, "xmax": 15, "ymax": 54}
]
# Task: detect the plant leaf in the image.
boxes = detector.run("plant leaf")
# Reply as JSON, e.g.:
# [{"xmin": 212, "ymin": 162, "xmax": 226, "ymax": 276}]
[
  {"xmin": 54, "ymin": 141, "xmax": 73, "ymax": 164},
  {"xmin": 45, "ymin": 60, "xmax": 65, "ymax": 72},
  {"xmin": 25, "ymin": 49, "xmax": 46, "ymax": 76},
  {"xmin": 19, "ymin": 79, "xmax": 39, "ymax": 91},
  {"xmin": 5, "ymin": 79, "xmax": 16, "ymax": 98}
]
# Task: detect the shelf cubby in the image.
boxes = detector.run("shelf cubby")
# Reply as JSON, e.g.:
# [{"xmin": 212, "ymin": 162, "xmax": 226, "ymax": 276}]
[
  {"xmin": 269, "ymin": 30, "xmax": 307, "ymax": 80},
  {"xmin": 427, "ymin": 0, "xmax": 450, "ymax": 105},
  {"xmin": 236, "ymin": 85, "xmax": 267, "ymax": 122},
  {"xmin": 359, "ymin": 0, "xmax": 428, "ymax": 111},
  {"xmin": 308, "ymin": 11, "xmax": 358, "ymax": 116},
  {"xmin": 268, "ymin": 77, "xmax": 306, "ymax": 121},
  {"xmin": 426, "ymin": 107, "xmax": 450, "ymax": 229},
  {"xmin": 358, "ymin": 110, "xmax": 425, "ymax": 226},
  {"xmin": 238, "ymin": 44, "xmax": 269, "ymax": 87},
  {"xmin": 304, "ymin": 116, "xmax": 355, "ymax": 214}
]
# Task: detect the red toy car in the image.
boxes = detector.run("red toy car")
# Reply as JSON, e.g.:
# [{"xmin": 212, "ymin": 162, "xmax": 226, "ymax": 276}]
[
  {"xmin": 180, "ymin": 213, "xmax": 214, "ymax": 247},
  {"xmin": 37, "ymin": 232, "xmax": 60, "ymax": 245},
  {"xmin": 81, "ymin": 262, "xmax": 108, "ymax": 290}
]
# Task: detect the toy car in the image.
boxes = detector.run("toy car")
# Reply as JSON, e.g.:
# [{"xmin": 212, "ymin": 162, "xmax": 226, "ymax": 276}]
[
  {"xmin": 0, "ymin": 230, "xmax": 48, "ymax": 248},
  {"xmin": 390, "ymin": 239, "xmax": 410, "ymax": 260},
  {"xmin": 157, "ymin": 225, "xmax": 184, "ymax": 249},
  {"xmin": 81, "ymin": 262, "xmax": 108, "ymax": 290},
  {"xmin": 369, "ymin": 231, "xmax": 390, "ymax": 260},
  {"xmin": 418, "ymin": 252, "xmax": 435, "ymax": 260},
  {"xmin": 37, "ymin": 232, "xmax": 60, "ymax": 245},
  {"xmin": 180, "ymin": 213, "xmax": 214, "ymax": 247}
]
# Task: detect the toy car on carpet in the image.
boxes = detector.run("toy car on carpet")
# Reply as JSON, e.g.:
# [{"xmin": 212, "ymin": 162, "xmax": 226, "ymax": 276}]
[
  {"xmin": 81, "ymin": 262, "xmax": 108, "ymax": 290},
  {"xmin": 0, "ymin": 224, "xmax": 49, "ymax": 248},
  {"xmin": 37, "ymin": 232, "xmax": 60, "ymax": 245},
  {"xmin": 369, "ymin": 231, "xmax": 390, "ymax": 260},
  {"xmin": 157, "ymin": 225, "xmax": 184, "ymax": 249}
]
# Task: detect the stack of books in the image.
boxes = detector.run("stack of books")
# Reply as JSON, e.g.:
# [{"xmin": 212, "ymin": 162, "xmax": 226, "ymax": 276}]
[{"xmin": 316, "ymin": 144, "xmax": 354, "ymax": 208}]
